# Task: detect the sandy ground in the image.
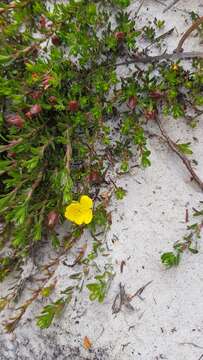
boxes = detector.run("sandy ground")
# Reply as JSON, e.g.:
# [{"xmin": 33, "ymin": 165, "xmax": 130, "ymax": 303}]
[{"xmin": 0, "ymin": 0, "xmax": 203, "ymax": 359}]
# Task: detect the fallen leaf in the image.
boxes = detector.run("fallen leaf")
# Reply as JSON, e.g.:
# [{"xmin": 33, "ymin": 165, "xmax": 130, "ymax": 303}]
[
  {"xmin": 100, "ymin": 190, "xmax": 112, "ymax": 207},
  {"xmin": 83, "ymin": 336, "xmax": 92, "ymax": 350}
]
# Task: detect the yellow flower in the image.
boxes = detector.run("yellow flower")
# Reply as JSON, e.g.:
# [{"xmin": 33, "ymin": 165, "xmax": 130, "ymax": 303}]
[
  {"xmin": 65, "ymin": 195, "xmax": 93, "ymax": 225},
  {"xmin": 171, "ymin": 63, "xmax": 179, "ymax": 71}
]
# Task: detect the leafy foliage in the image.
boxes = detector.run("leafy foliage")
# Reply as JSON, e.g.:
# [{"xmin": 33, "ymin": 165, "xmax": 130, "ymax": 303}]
[
  {"xmin": 161, "ymin": 205, "xmax": 203, "ymax": 267},
  {"xmin": 0, "ymin": 0, "xmax": 203, "ymax": 331},
  {"xmin": 36, "ymin": 287, "xmax": 73, "ymax": 329},
  {"xmin": 86, "ymin": 271, "xmax": 114, "ymax": 303}
]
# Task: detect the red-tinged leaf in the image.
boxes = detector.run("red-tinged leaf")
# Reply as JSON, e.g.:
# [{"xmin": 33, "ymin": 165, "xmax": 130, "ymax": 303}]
[{"xmin": 127, "ymin": 96, "xmax": 137, "ymax": 110}]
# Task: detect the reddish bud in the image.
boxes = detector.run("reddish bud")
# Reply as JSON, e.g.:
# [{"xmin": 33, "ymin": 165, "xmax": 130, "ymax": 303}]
[
  {"xmin": 6, "ymin": 114, "xmax": 24, "ymax": 128},
  {"xmin": 127, "ymin": 96, "xmax": 137, "ymax": 110},
  {"xmin": 48, "ymin": 96, "xmax": 57, "ymax": 105},
  {"xmin": 7, "ymin": 151, "xmax": 16, "ymax": 158},
  {"xmin": 51, "ymin": 35, "xmax": 61, "ymax": 46},
  {"xmin": 25, "ymin": 111, "xmax": 32, "ymax": 119},
  {"xmin": 25, "ymin": 104, "xmax": 42, "ymax": 118},
  {"xmin": 149, "ymin": 91, "xmax": 163, "ymax": 100},
  {"xmin": 115, "ymin": 32, "xmax": 125, "ymax": 41},
  {"xmin": 68, "ymin": 100, "xmax": 79, "ymax": 112},
  {"xmin": 47, "ymin": 211, "xmax": 59, "ymax": 228},
  {"xmin": 42, "ymin": 75, "xmax": 53, "ymax": 90},
  {"xmin": 30, "ymin": 90, "xmax": 42, "ymax": 100},
  {"xmin": 88, "ymin": 170, "xmax": 102, "ymax": 185},
  {"xmin": 144, "ymin": 109, "xmax": 157, "ymax": 120},
  {"xmin": 39, "ymin": 15, "xmax": 46, "ymax": 28},
  {"xmin": 30, "ymin": 104, "xmax": 42, "ymax": 115}
]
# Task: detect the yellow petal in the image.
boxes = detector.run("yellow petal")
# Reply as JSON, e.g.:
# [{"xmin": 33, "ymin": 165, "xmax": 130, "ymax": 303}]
[
  {"xmin": 80, "ymin": 195, "xmax": 93, "ymax": 210},
  {"xmin": 65, "ymin": 203, "xmax": 83, "ymax": 224},
  {"xmin": 83, "ymin": 209, "xmax": 93, "ymax": 224},
  {"xmin": 74, "ymin": 213, "xmax": 85, "ymax": 225}
]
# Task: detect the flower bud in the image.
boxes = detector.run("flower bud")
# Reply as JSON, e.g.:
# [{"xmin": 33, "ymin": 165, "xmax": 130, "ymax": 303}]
[
  {"xmin": 7, "ymin": 151, "xmax": 16, "ymax": 158},
  {"xmin": 42, "ymin": 75, "xmax": 53, "ymax": 90},
  {"xmin": 88, "ymin": 170, "xmax": 102, "ymax": 185},
  {"xmin": 51, "ymin": 35, "xmax": 61, "ymax": 46},
  {"xmin": 6, "ymin": 114, "xmax": 24, "ymax": 128},
  {"xmin": 115, "ymin": 32, "xmax": 125, "ymax": 41},
  {"xmin": 30, "ymin": 104, "xmax": 42, "ymax": 115},
  {"xmin": 48, "ymin": 96, "xmax": 57, "ymax": 105},
  {"xmin": 39, "ymin": 15, "xmax": 46, "ymax": 28},
  {"xmin": 68, "ymin": 100, "xmax": 79, "ymax": 112},
  {"xmin": 47, "ymin": 211, "xmax": 59, "ymax": 228},
  {"xmin": 30, "ymin": 90, "xmax": 42, "ymax": 100},
  {"xmin": 127, "ymin": 96, "xmax": 137, "ymax": 110},
  {"xmin": 144, "ymin": 109, "xmax": 157, "ymax": 120},
  {"xmin": 149, "ymin": 91, "xmax": 163, "ymax": 100}
]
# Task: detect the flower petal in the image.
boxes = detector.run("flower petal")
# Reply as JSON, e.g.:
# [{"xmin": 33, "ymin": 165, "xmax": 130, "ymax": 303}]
[
  {"xmin": 64, "ymin": 203, "xmax": 83, "ymax": 224},
  {"xmin": 83, "ymin": 209, "xmax": 93, "ymax": 224},
  {"xmin": 80, "ymin": 195, "xmax": 93, "ymax": 210}
]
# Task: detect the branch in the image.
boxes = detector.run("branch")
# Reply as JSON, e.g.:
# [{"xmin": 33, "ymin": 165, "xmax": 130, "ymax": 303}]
[
  {"xmin": 175, "ymin": 16, "xmax": 203, "ymax": 52},
  {"xmin": 116, "ymin": 51, "xmax": 203, "ymax": 68},
  {"xmin": 27, "ymin": 170, "xmax": 44, "ymax": 201},
  {"xmin": 155, "ymin": 117, "xmax": 203, "ymax": 191}
]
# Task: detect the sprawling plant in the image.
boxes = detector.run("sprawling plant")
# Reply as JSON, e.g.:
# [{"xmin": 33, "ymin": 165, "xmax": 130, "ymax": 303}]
[{"xmin": 0, "ymin": 0, "xmax": 203, "ymax": 330}]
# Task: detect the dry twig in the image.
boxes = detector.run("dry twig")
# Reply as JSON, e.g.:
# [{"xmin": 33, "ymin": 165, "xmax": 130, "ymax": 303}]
[
  {"xmin": 155, "ymin": 117, "xmax": 203, "ymax": 191},
  {"xmin": 112, "ymin": 280, "xmax": 152, "ymax": 314},
  {"xmin": 175, "ymin": 16, "xmax": 203, "ymax": 52}
]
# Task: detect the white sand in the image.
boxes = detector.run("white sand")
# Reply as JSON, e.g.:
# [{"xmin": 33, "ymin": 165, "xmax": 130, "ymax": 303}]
[{"xmin": 0, "ymin": 1, "xmax": 203, "ymax": 359}]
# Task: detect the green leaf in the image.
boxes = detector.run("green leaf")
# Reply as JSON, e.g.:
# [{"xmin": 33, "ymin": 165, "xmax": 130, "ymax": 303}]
[
  {"xmin": 13, "ymin": 204, "xmax": 28, "ymax": 226},
  {"xmin": 24, "ymin": 156, "xmax": 40, "ymax": 172},
  {"xmin": 113, "ymin": 0, "xmax": 130, "ymax": 7},
  {"xmin": 0, "ymin": 193, "xmax": 14, "ymax": 212},
  {"xmin": 115, "ymin": 187, "xmax": 127, "ymax": 200},
  {"xmin": 141, "ymin": 149, "xmax": 151, "ymax": 168},
  {"xmin": 41, "ymin": 285, "xmax": 55, "ymax": 298},
  {"xmin": 50, "ymin": 232, "xmax": 60, "ymax": 249},
  {"xmin": 161, "ymin": 252, "xmax": 180, "ymax": 268},
  {"xmin": 120, "ymin": 161, "xmax": 129, "ymax": 173},
  {"xmin": 36, "ymin": 299, "xmax": 65, "ymax": 329},
  {"xmin": 33, "ymin": 222, "xmax": 42, "ymax": 241},
  {"xmin": 177, "ymin": 143, "xmax": 193, "ymax": 155},
  {"xmin": 0, "ymin": 55, "xmax": 12, "ymax": 65},
  {"xmin": 0, "ymin": 160, "xmax": 11, "ymax": 174}
]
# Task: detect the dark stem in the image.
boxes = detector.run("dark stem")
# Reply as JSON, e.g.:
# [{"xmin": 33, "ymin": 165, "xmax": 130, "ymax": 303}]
[
  {"xmin": 155, "ymin": 117, "xmax": 203, "ymax": 191},
  {"xmin": 116, "ymin": 51, "xmax": 203, "ymax": 68},
  {"xmin": 174, "ymin": 16, "xmax": 203, "ymax": 52}
]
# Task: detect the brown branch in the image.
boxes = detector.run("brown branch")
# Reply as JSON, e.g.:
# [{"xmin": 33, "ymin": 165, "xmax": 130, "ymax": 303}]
[
  {"xmin": 175, "ymin": 16, "xmax": 203, "ymax": 52},
  {"xmin": 131, "ymin": 51, "xmax": 203, "ymax": 62},
  {"xmin": 27, "ymin": 170, "xmax": 44, "ymax": 201},
  {"xmin": 155, "ymin": 117, "xmax": 203, "ymax": 191},
  {"xmin": 3, "ymin": 228, "xmax": 84, "ymax": 332},
  {"xmin": 115, "ymin": 51, "xmax": 203, "ymax": 69},
  {"xmin": 3, "ymin": 270, "xmax": 55, "ymax": 333}
]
